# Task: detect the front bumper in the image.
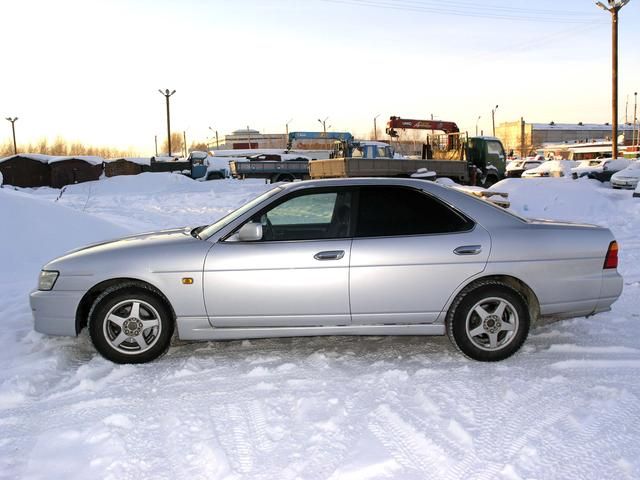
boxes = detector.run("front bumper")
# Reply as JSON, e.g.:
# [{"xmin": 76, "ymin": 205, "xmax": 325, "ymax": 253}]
[
  {"xmin": 611, "ymin": 179, "xmax": 639, "ymax": 189},
  {"xmin": 30, "ymin": 289, "xmax": 85, "ymax": 336}
]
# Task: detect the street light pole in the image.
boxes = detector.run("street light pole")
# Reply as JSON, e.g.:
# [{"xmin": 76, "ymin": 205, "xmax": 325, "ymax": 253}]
[
  {"xmin": 596, "ymin": 0, "xmax": 631, "ymax": 159},
  {"xmin": 475, "ymin": 115, "xmax": 481, "ymax": 136},
  {"xmin": 491, "ymin": 105, "xmax": 499, "ymax": 137},
  {"xmin": 318, "ymin": 117, "xmax": 329, "ymax": 135},
  {"xmin": 5, "ymin": 117, "xmax": 18, "ymax": 155},
  {"xmin": 158, "ymin": 89, "xmax": 176, "ymax": 156}
]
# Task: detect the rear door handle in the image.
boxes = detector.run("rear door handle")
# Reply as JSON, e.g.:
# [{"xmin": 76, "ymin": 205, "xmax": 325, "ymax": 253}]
[
  {"xmin": 454, "ymin": 245, "xmax": 482, "ymax": 255},
  {"xmin": 314, "ymin": 250, "xmax": 345, "ymax": 261}
]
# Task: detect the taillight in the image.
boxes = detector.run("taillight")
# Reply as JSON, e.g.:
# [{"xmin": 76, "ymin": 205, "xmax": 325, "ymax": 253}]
[{"xmin": 604, "ymin": 241, "xmax": 618, "ymax": 269}]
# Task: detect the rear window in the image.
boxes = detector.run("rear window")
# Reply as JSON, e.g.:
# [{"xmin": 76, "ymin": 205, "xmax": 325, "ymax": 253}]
[{"xmin": 355, "ymin": 186, "xmax": 474, "ymax": 238}]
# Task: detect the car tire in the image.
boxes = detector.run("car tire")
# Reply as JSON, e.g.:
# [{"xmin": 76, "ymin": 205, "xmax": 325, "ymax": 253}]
[
  {"xmin": 482, "ymin": 175, "xmax": 498, "ymax": 188},
  {"xmin": 446, "ymin": 281, "xmax": 529, "ymax": 361},
  {"xmin": 88, "ymin": 284, "xmax": 174, "ymax": 364}
]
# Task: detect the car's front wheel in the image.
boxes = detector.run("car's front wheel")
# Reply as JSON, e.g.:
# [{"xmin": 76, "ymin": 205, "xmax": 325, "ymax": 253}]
[
  {"xmin": 447, "ymin": 282, "xmax": 529, "ymax": 361},
  {"xmin": 89, "ymin": 285, "xmax": 174, "ymax": 364}
]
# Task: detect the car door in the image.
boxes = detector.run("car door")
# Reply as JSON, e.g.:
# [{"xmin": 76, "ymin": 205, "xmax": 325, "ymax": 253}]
[
  {"xmin": 203, "ymin": 188, "xmax": 353, "ymax": 328},
  {"xmin": 349, "ymin": 185, "xmax": 491, "ymax": 325}
]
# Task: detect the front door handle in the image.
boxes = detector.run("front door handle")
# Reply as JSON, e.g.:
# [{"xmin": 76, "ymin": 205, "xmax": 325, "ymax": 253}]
[
  {"xmin": 454, "ymin": 245, "xmax": 482, "ymax": 255},
  {"xmin": 314, "ymin": 250, "xmax": 345, "ymax": 261}
]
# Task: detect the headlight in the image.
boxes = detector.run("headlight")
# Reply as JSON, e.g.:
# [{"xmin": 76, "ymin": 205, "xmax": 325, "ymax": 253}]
[{"xmin": 38, "ymin": 270, "xmax": 59, "ymax": 291}]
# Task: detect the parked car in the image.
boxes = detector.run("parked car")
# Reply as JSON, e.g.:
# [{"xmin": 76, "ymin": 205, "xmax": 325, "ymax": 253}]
[
  {"xmin": 610, "ymin": 160, "xmax": 640, "ymax": 190},
  {"xmin": 31, "ymin": 178, "xmax": 622, "ymax": 364},
  {"xmin": 505, "ymin": 158, "xmax": 544, "ymax": 178},
  {"xmin": 571, "ymin": 158, "xmax": 630, "ymax": 182},
  {"xmin": 521, "ymin": 160, "xmax": 577, "ymax": 178}
]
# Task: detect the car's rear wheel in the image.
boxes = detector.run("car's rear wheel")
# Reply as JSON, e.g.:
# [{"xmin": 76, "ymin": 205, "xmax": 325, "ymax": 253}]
[
  {"xmin": 89, "ymin": 286, "xmax": 174, "ymax": 364},
  {"xmin": 447, "ymin": 282, "xmax": 529, "ymax": 361}
]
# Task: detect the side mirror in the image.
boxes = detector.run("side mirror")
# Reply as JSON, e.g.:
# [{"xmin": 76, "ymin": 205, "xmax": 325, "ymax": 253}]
[{"xmin": 237, "ymin": 222, "xmax": 263, "ymax": 242}]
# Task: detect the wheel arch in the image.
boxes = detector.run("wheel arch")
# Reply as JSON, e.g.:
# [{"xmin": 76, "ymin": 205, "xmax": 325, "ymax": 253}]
[
  {"xmin": 75, "ymin": 277, "xmax": 176, "ymax": 334},
  {"xmin": 446, "ymin": 274, "xmax": 541, "ymax": 326}
]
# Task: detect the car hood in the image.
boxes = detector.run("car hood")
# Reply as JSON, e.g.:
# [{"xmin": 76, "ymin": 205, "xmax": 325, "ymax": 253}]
[
  {"xmin": 44, "ymin": 227, "xmax": 204, "ymax": 273},
  {"xmin": 612, "ymin": 168, "xmax": 640, "ymax": 179}
]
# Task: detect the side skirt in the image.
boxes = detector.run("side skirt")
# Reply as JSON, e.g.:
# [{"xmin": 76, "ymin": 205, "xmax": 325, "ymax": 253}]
[{"xmin": 176, "ymin": 317, "xmax": 445, "ymax": 341}]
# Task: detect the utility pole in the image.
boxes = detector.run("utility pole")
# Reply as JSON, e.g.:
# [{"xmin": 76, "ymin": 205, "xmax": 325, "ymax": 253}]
[
  {"xmin": 5, "ymin": 117, "xmax": 18, "ymax": 155},
  {"xmin": 285, "ymin": 118, "xmax": 293, "ymax": 148},
  {"xmin": 209, "ymin": 126, "xmax": 220, "ymax": 150},
  {"xmin": 596, "ymin": 0, "xmax": 631, "ymax": 159},
  {"xmin": 154, "ymin": 135, "xmax": 158, "ymax": 156},
  {"xmin": 520, "ymin": 117, "xmax": 526, "ymax": 160},
  {"xmin": 475, "ymin": 115, "xmax": 481, "ymax": 136},
  {"xmin": 247, "ymin": 126, "xmax": 253, "ymax": 149},
  {"xmin": 183, "ymin": 131, "xmax": 187, "ymax": 157},
  {"xmin": 491, "ymin": 105, "xmax": 499, "ymax": 137},
  {"xmin": 373, "ymin": 114, "xmax": 380, "ymax": 141},
  {"xmin": 158, "ymin": 89, "xmax": 176, "ymax": 156},
  {"xmin": 632, "ymin": 91, "xmax": 638, "ymax": 147}
]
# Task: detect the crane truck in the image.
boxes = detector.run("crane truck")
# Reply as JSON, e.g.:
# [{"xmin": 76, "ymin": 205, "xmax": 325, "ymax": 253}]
[{"xmin": 385, "ymin": 116, "xmax": 507, "ymax": 186}]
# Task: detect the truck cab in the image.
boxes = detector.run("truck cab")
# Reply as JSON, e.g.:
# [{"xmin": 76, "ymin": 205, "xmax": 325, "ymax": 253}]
[
  {"xmin": 333, "ymin": 141, "xmax": 394, "ymax": 160},
  {"xmin": 466, "ymin": 137, "xmax": 506, "ymax": 184}
]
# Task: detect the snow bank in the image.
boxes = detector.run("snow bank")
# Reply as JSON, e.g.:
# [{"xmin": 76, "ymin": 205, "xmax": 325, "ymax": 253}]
[
  {"xmin": 490, "ymin": 177, "xmax": 617, "ymax": 224},
  {"xmin": 0, "ymin": 188, "xmax": 130, "ymax": 277},
  {"xmin": 2, "ymin": 176, "xmax": 640, "ymax": 479},
  {"xmin": 58, "ymin": 172, "xmax": 215, "ymax": 196}
]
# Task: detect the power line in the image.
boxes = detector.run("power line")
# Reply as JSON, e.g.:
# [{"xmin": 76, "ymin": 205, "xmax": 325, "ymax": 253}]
[{"xmin": 319, "ymin": 0, "xmax": 605, "ymax": 24}]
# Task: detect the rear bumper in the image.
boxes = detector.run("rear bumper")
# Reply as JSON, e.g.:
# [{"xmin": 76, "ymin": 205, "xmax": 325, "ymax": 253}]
[
  {"xmin": 30, "ymin": 289, "xmax": 85, "ymax": 336},
  {"xmin": 596, "ymin": 270, "xmax": 624, "ymax": 312}
]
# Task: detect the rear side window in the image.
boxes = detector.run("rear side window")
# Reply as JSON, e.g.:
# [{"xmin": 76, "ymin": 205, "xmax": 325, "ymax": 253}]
[{"xmin": 355, "ymin": 186, "xmax": 473, "ymax": 238}]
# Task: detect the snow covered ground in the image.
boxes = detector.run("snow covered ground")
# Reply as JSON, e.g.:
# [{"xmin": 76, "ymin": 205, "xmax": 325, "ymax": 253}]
[{"xmin": 1, "ymin": 174, "xmax": 639, "ymax": 479}]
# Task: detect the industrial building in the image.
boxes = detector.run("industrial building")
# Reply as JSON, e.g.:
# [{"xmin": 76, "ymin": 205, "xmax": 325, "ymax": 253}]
[
  {"xmin": 222, "ymin": 128, "xmax": 287, "ymax": 150},
  {"xmin": 495, "ymin": 121, "xmax": 637, "ymax": 157}
]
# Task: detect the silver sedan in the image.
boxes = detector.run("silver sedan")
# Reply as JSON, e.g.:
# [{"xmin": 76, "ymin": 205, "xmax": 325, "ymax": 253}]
[{"xmin": 31, "ymin": 178, "xmax": 623, "ymax": 363}]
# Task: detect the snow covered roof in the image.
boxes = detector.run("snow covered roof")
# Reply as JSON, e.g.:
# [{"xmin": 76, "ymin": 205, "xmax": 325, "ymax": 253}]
[
  {"xmin": 0, "ymin": 153, "xmax": 54, "ymax": 164},
  {"xmin": 48, "ymin": 155, "xmax": 104, "ymax": 165},
  {"xmin": 232, "ymin": 128, "xmax": 260, "ymax": 135},
  {"xmin": 106, "ymin": 157, "xmax": 152, "ymax": 166},
  {"xmin": 532, "ymin": 123, "xmax": 635, "ymax": 131}
]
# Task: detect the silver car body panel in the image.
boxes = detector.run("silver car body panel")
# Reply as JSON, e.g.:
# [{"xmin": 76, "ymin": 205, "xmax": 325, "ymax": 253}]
[
  {"xmin": 203, "ymin": 239, "xmax": 352, "ymax": 327},
  {"xmin": 30, "ymin": 178, "xmax": 623, "ymax": 341},
  {"xmin": 349, "ymin": 227, "xmax": 491, "ymax": 325}
]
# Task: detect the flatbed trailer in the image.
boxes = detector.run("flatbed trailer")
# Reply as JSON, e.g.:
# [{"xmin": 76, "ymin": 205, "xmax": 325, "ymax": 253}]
[
  {"xmin": 309, "ymin": 157, "xmax": 470, "ymax": 181},
  {"xmin": 229, "ymin": 159, "xmax": 310, "ymax": 183}
]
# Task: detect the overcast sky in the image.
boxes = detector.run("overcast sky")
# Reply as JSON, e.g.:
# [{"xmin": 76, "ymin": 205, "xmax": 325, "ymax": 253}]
[{"xmin": 3, "ymin": 0, "xmax": 639, "ymax": 153}]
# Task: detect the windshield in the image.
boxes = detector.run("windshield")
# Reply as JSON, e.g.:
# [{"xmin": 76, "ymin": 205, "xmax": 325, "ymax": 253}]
[{"xmin": 198, "ymin": 186, "xmax": 283, "ymax": 239}]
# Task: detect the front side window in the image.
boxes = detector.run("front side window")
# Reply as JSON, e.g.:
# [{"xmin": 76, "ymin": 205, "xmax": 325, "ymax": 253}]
[
  {"xmin": 377, "ymin": 147, "xmax": 389, "ymax": 158},
  {"xmin": 268, "ymin": 193, "xmax": 337, "ymax": 225},
  {"xmin": 251, "ymin": 190, "xmax": 353, "ymax": 241},
  {"xmin": 355, "ymin": 186, "xmax": 473, "ymax": 238},
  {"xmin": 486, "ymin": 141, "xmax": 503, "ymax": 155}
]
